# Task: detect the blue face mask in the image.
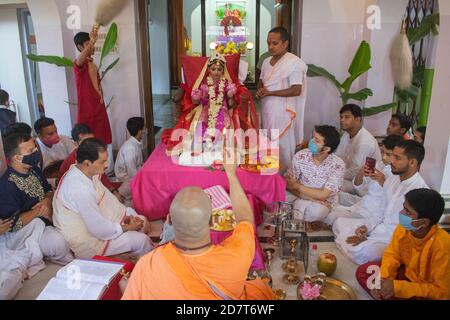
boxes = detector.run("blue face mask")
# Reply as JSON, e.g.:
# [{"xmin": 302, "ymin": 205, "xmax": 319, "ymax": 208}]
[
  {"xmin": 21, "ymin": 150, "xmax": 41, "ymax": 168},
  {"xmin": 308, "ymin": 139, "xmax": 320, "ymax": 155},
  {"xmin": 399, "ymin": 213, "xmax": 419, "ymax": 231}
]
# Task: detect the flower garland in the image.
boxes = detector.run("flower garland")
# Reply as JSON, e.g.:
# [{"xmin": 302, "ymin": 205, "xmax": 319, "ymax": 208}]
[{"xmin": 205, "ymin": 76, "xmax": 226, "ymax": 142}]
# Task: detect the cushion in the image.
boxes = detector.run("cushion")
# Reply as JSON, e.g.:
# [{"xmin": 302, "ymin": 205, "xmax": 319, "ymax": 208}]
[{"xmin": 181, "ymin": 54, "xmax": 240, "ymax": 87}]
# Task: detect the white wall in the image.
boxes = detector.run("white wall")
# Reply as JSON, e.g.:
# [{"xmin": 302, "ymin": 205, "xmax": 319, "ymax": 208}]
[
  {"xmin": 0, "ymin": 4, "xmax": 32, "ymax": 125},
  {"xmin": 27, "ymin": 0, "xmax": 72, "ymax": 136},
  {"xmin": 421, "ymin": 0, "xmax": 450, "ymax": 193},
  {"xmin": 149, "ymin": 0, "xmax": 170, "ymax": 95},
  {"xmin": 301, "ymin": 0, "xmax": 408, "ymax": 139}
]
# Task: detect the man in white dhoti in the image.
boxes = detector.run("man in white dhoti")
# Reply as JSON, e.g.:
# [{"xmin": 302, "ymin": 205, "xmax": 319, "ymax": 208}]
[
  {"xmin": 257, "ymin": 27, "xmax": 308, "ymax": 169},
  {"xmin": 285, "ymin": 126, "xmax": 345, "ymax": 223},
  {"xmin": 327, "ymin": 135, "xmax": 405, "ymax": 225},
  {"xmin": 335, "ymin": 104, "xmax": 381, "ymax": 194},
  {"xmin": 54, "ymin": 138, "xmax": 153, "ymax": 260},
  {"xmin": 333, "ymin": 140, "xmax": 428, "ymax": 265},
  {"xmin": 34, "ymin": 117, "xmax": 76, "ymax": 177}
]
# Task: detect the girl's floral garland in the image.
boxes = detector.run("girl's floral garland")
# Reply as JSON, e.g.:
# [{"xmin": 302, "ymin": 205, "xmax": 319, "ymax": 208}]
[{"xmin": 205, "ymin": 76, "xmax": 226, "ymax": 140}]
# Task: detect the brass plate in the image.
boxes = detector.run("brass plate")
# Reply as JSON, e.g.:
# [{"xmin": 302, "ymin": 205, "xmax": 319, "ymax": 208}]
[
  {"xmin": 211, "ymin": 209, "xmax": 236, "ymax": 232},
  {"xmin": 297, "ymin": 277, "xmax": 357, "ymax": 300}
]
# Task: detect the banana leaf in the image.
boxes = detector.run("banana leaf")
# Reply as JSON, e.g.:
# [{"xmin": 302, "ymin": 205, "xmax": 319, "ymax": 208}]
[
  {"xmin": 307, "ymin": 64, "xmax": 341, "ymax": 91},
  {"xmin": 342, "ymin": 88, "xmax": 373, "ymax": 103},
  {"xmin": 362, "ymin": 103, "xmax": 396, "ymax": 117},
  {"xmin": 101, "ymin": 57, "xmax": 120, "ymax": 81},
  {"xmin": 100, "ymin": 22, "xmax": 118, "ymax": 70},
  {"xmin": 407, "ymin": 13, "xmax": 440, "ymax": 44},
  {"xmin": 341, "ymin": 41, "xmax": 372, "ymax": 92},
  {"xmin": 26, "ymin": 54, "xmax": 73, "ymax": 67}
]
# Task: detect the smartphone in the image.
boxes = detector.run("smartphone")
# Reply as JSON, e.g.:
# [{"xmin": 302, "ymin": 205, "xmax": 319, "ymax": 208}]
[{"xmin": 365, "ymin": 157, "xmax": 376, "ymax": 174}]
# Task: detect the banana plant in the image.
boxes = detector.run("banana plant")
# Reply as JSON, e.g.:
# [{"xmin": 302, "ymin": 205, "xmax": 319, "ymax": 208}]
[
  {"xmin": 26, "ymin": 22, "xmax": 120, "ymax": 107},
  {"xmin": 307, "ymin": 40, "xmax": 396, "ymax": 117}
]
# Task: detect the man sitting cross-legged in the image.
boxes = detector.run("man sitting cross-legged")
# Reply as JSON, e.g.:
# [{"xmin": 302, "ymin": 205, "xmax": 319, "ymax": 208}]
[
  {"xmin": 333, "ymin": 140, "xmax": 429, "ymax": 265},
  {"xmin": 285, "ymin": 125, "xmax": 345, "ymax": 229},
  {"xmin": 53, "ymin": 138, "xmax": 153, "ymax": 260},
  {"xmin": 122, "ymin": 148, "xmax": 274, "ymax": 300},
  {"xmin": 357, "ymin": 189, "xmax": 450, "ymax": 300}
]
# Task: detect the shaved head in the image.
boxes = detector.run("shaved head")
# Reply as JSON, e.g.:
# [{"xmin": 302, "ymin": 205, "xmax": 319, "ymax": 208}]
[{"xmin": 169, "ymin": 187, "xmax": 213, "ymax": 243}]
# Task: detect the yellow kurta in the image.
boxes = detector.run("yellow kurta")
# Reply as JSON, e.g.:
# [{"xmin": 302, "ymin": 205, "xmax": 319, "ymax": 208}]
[{"xmin": 380, "ymin": 225, "xmax": 450, "ymax": 300}]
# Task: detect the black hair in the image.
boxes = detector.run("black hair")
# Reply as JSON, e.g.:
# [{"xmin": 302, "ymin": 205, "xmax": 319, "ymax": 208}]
[
  {"xmin": 3, "ymin": 131, "xmax": 32, "ymax": 159},
  {"xmin": 4, "ymin": 122, "xmax": 32, "ymax": 137},
  {"xmin": 34, "ymin": 117, "xmax": 55, "ymax": 135},
  {"xmin": 340, "ymin": 104, "xmax": 362, "ymax": 119},
  {"xmin": 314, "ymin": 125, "xmax": 341, "ymax": 154},
  {"xmin": 395, "ymin": 140, "xmax": 425, "ymax": 167},
  {"xmin": 405, "ymin": 188, "xmax": 445, "ymax": 225},
  {"xmin": 392, "ymin": 113, "xmax": 412, "ymax": 133},
  {"xmin": 382, "ymin": 135, "xmax": 404, "ymax": 151},
  {"xmin": 127, "ymin": 117, "xmax": 145, "ymax": 137},
  {"xmin": 74, "ymin": 32, "xmax": 90, "ymax": 49},
  {"xmin": 71, "ymin": 123, "xmax": 93, "ymax": 143},
  {"xmin": 0, "ymin": 89, "xmax": 9, "ymax": 105},
  {"xmin": 416, "ymin": 126, "xmax": 427, "ymax": 140},
  {"xmin": 77, "ymin": 138, "xmax": 107, "ymax": 164},
  {"xmin": 269, "ymin": 26, "xmax": 290, "ymax": 42}
]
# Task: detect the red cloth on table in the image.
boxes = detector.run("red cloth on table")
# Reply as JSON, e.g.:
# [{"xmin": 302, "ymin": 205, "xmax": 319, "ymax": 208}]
[
  {"xmin": 91, "ymin": 255, "xmax": 135, "ymax": 300},
  {"xmin": 73, "ymin": 59, "xmax": 112, "ymax": 145},
  {"xmin": 58, "ymin": 148, "xmax": 120, "ymax": 191},
  {"xmin": 130, "ymin": 143, "xmax": 286, "ymax": 222}
]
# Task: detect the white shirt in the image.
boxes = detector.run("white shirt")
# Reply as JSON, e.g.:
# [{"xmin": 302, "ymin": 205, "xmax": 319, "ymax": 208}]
[
  {"xmin": 114, "ymin": 137, "xmax": 143, "ymax": 182},
  {"xmin": 353, "ymin": 161, "xmax": 392, "ymax": 197},
  {"xmin": 336, "ymin": 127, "xmax": 381, "ymax": 181},
  {"xmin": 287, "ymin": 149, "xmax": 346, "ymax": 204},
  {"xmin": 58, "ymin": 166, "xmax": 137, "ymax": 241},
  {"xmin": 36, "ymin": 135, "xmax": 76, "ymax": 169},
  {"xmin": 368, "ymin": 172, "xmax": 428, "ymax": 235}
]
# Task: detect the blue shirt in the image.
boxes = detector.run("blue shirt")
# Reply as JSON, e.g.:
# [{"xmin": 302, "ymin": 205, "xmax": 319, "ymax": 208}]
[{"xmin": 0, "ymin": 165, "xmax": 52, "ymax": 220}]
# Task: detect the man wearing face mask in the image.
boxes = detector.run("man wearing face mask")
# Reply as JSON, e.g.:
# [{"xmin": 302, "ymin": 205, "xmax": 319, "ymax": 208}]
[
  {"xmin": 356, "ymin": 189, "xmax": 450, "ymax": 300},
  {"xmin": 0, "ymin": 132, "xmax": 74, "ymax": 299},
  {"xmin": 333, "ymin": 140, "xmax": 429, "ymax": 265},
  {"xmin": 34, "ymin": 117, "xmax": 76, "ymax": 177},
  {"xmin": 53, "ymin": 138, "xmax": 153, "ymax": 260},
  {"xmin": 285, "ymin": 125, "xmax": 345, "ymax": 225}
]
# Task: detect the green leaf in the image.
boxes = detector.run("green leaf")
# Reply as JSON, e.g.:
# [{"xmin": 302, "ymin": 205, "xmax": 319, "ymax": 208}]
[
  {"xmin": 407, "ymin": 13, "xmax": 440, "ymax": 44},
  {"xmin": 26, "ymin": 54, "xmax": 73, "ymax": 67},
  {"xmin": 306, "ymin": 64, "xmax": 342, "ymax": 91},
  {"xmin": 342, "ymin": 88, "xmax": 373, "ymax": 102},
  {"xmin": 101, "ymin": 57, "xmax": 120, "ymax": 81},
  {"xmin": 395, "ymin": 85, "xmax": 420, "ymax": 103},
  {"xmin": 100, "ymin": 22, "xmax": 118, "ymax": 69},
  {"xmin": 362, "ymin": 103, "xmax": 396, "ymax": 117},
  {"xmin": 341, "ymin": 41, "xmax": 372, "ymax": 92}
]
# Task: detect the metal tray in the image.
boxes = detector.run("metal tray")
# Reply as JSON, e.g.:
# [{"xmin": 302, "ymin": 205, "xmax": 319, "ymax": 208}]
[{"xmin": 297, "ymin": 277, "xmax": 357, "ymax": 300}]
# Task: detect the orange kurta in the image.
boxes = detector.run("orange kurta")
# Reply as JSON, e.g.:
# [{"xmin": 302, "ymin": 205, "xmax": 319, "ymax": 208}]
[
  {"xmin": 122, "ymin": 221, "xmax": 273, "ymax": 300},
  {"xmin": 380, "ymin": 225, "xmax": 450, "ymax": 300}
]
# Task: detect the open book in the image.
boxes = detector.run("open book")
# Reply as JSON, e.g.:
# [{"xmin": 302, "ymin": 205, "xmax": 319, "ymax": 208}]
[{"xmin": 37, "ymin": 259, "xmax": 125, "ymax": 300}]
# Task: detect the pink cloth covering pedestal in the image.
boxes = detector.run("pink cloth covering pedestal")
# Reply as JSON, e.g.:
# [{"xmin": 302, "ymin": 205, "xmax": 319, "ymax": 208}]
[{"xmin": 131, "ymin": 143, "xmax": 286, "ymax": 222}]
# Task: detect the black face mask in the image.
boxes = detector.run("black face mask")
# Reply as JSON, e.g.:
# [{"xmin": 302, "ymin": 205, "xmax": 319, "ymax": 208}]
[{"xmin": 21, "ymin": 150, "xmax": 41, "ymax": 167}]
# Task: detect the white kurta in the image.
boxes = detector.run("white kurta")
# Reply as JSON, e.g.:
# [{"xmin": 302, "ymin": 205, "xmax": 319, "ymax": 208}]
[
  {"xmin": 260, "ymin": 52, "xmax": 308, "ymax": 168},
  {"xmin": 36, "ymin": 135, "xmax": 76, "ymax": 169},
  {"xmin": 333, "ymin": 172, "xmax": 428, "ymax": 265},
  {"xmin": 55, "ymin": 165, "xmax": 152, "ymax": 258},
  {"xmin": 114, "ymin": 137, "xmax": 143, "ymax": 183},
  {"xmin": 335, "ymin": 127, "xmax": 381, "ymax": 193}
]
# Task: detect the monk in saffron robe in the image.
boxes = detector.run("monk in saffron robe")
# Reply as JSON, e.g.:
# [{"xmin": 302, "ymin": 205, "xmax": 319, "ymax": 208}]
[
  {"xmin": 357, "ymin": 189, "xmax": 450, "ymax": 300},
  {"xmin": 122, "ymin": 149, "xmax": 273, "ymax": 300}
]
